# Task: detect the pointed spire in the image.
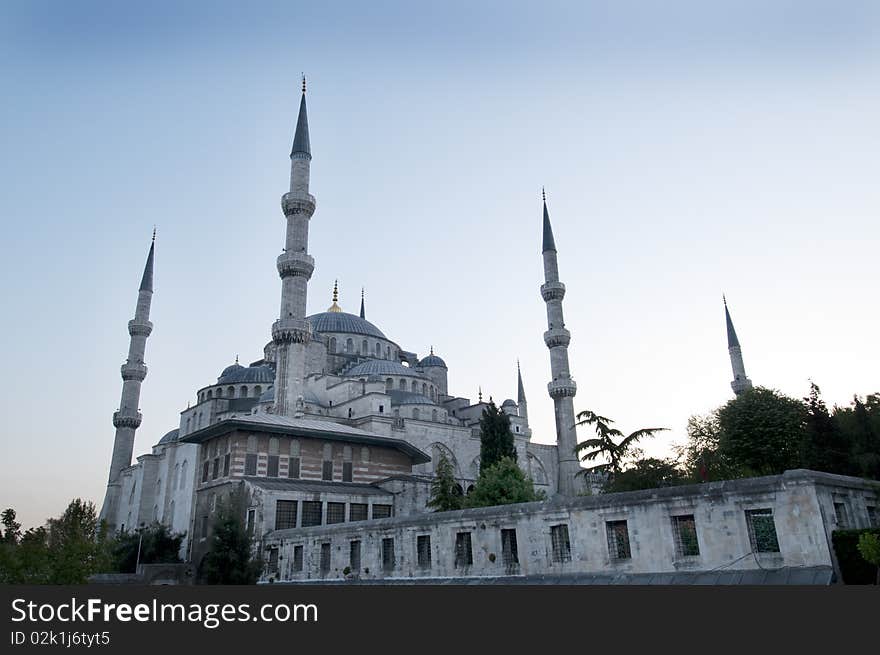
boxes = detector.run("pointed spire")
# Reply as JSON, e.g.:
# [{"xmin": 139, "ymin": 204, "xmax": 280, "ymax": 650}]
[
  {"xmin": 139, "ymin": 231, "xmax": 155, "ymax": 292},
  {"xmin": 517, "ymin": 359, "xmax": 526, "ymax": 403},
  {"xmin": 290, "ymin": 75, "xmax": 311, "ymax": 159},
  {"xmin": 542, "ymin": 188, "xmax": 556, "ymax": 252},
  {"xmin": 724, "ymin": 295, "xmax": 740, "ymax": 349},
  {"xmin": 359, "ymin": 287, "xmax": 365, "ymax": 319},
  {"xmin": 328, "ymin": 279, "xmax": 342, "ymax": 312}
]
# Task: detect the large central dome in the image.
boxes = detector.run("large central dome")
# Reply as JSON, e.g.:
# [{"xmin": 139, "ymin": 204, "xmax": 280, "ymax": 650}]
[{"xmin": 307, "ymin": 311, "xmax": 387, "ymax": 339}]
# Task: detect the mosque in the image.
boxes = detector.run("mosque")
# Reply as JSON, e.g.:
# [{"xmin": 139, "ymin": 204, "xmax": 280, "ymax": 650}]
[{"xmin": 97, "ymin": 81, "xmax": 754, "ymax": 566}]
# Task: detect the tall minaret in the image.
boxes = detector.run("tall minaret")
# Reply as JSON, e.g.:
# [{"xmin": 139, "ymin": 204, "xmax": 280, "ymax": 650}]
[
  {"xmin": 100, "ymin": 231, "xmax": 156, "ymax": 527},
  {"xmin": 272, "ymin": 77, "xmax": 316, "ymax": 417},
  {"xmin": 516, "ymin": 360, "xmax": 528, "ymax": 423},
  {"xmin": 540, "ymin": 190, "xmax": 581, "ymax": 495},
  {"xmin": 724, "ymin": 295, "xmax": 753, "ymax": 395}
]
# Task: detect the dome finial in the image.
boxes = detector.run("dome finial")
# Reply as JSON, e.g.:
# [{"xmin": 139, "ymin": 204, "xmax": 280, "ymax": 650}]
[
  {"xmin": 478, "ymin": 386, "xmax": 483, "ymax": 403},
  {"xmin": 542, "ymin": 186, "xmax": 546, "ymax": 202},
  {"xmin": 152, "ymin": 225, "xmax": 156, "ymax": 242},
  {"xmin": 328, "ymin": 279, "xmax": 342, "ymax": 312},
  {"xmin": 235, "ymin": 354, "xmax": 239, "ymax": 365},
  {"xmin": 430, "ymin": 345, "xmax": 434, "ymax": 356},
  {"xmin": 302, "ymin": 73, "xmax": 306, "ymax": 94}
]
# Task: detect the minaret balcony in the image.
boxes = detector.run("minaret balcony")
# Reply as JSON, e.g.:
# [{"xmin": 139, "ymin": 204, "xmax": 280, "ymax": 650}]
[
  {"xmin": 540, "ymin": 281, "xmax": 566, "ymax": 302},
  {"xmin": 113, "ymin": 410, "xmax": 142, "ymax": 429},
  {"xmin": 127, "ymin": 320, "xmax": 153, "ymax": 337},
  {"xmin": 277, "ymin": 251, "xmax": 315, "ymax": 279},
  {"xmin": 548, "ymin": 378, "xmax": 577, "ymax": 399},
  {"xmin": 281, "ymin": 193, "xmax": 316, "ymax": 218},
  {"xmin": 272, "ymin": 318, "xmax": 312, "ymax": 344},
  {"xmin": 543, "ymin": 327, "xmax": 571, "ymax": 349},
  {"xmin": 120, "ymin": 362, "xmax": 147, "ymax": 381}
]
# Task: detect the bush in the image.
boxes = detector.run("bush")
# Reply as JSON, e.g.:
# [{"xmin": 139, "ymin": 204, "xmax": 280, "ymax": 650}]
[{"xmin": 831, "ymin": 529, "xmax": 880, "ymax": 584}]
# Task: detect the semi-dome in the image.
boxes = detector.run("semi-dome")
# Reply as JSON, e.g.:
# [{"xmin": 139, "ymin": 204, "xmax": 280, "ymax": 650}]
[
  {"xmin": 308, "ymin": 311, "xmax": 387, "ymax": 340},
  {"xmin": 345, "ymin": 360, "xmax": 426, "ymax": 378},
  {"xmin": 419, "ymin": 353, "xmax": 447, "ymax": 368},
  {"xmin": 157, "ymin": 428, "xmax": 180, "ymax": 445},
  {"xmin": 388, "ymin": 390, "xmax": 435, "ymax": 406},
  {"xmin": 501, "ymin": 398, "xmax": 517, "ymax": 407},
  {"xmin": 218, "ymin": 363, "xmax": 275, "ymax": 384}
]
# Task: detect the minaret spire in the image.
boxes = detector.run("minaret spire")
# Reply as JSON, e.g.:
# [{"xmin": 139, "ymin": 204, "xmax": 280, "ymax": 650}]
[
  {"xmin": 517, "ymin": 359, "xmax": 528, "ymax": 423},
  {"xmin": 100, "ymin": 233, "xmax": 157, "ymax": 527},
  {"xmin": 273, "ymin": 79, "xmax": 317, "ymax": 417},
  {"xmin": 359, "ymin": 287, "xmax": 365, "ymax": 319},
  {"xmin": 724, "ymin": 295, "xmax": 753, "ymax": 395},
  {"xmin": 540, "ymin": 190, "xmax": 581, "ymax": 495}
]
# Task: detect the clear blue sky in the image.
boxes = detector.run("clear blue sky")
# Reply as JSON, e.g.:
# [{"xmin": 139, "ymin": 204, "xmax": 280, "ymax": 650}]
[{"xmin": 2, "ymin": 1, "xmax": 878, "ymax": 529}]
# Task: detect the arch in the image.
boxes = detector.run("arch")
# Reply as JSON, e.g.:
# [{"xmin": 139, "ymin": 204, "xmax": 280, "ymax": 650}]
[
  {"xmin": 422, "ymin": 383, "xmax": 427, "ymax": 395},
  {"xmin": 207, "ymin": 390, "xmax": 213, "ymax": 400},
  {"xmin": 268, "ymin": 437, "xmax": 280, "ymax": 455},
  {"xmin": 385, "ymin": 378, "xmax": 393, "ymax": 392},
  {"xmin": 254, "ymin": 385, "xmax": 262, "ymax": 398},
  {"xmin": 454, "ymin": 484, "xmax": 464, "ymax": 496},
  {"xmin": 346, "ymin": 338, "xmax": 353, "ymax": 352},
  {"xmin": 430, "ymin": 387, "xmax": 436, "ymax": 401},
  {"xmin": 361, "ymin": 339, "xmax": 368, "ymax": 354},
  {"xmin": 469, "ymin": 456, "xmax": 481, "ymax": 479},
  {"xmin": 431, "ymin": 409, "xmax": 438, "ymax": 422},
  {"xmin": 430, "ymin": 443, "xmax": 460, "ymax": 478},
  {"xmin": 290, "ymin": 438, "xmax": 301, "ymax": 456},
  {"xmin": 227, "ymin": 386, "xmax": 235, "ymax": 398},
  {"xmin": 329, "ymin": 337, "xmax": 337, "ymax": 353},
  {"xmin": 217, "ymin": 387, "xmax": 223, "ymax": 398},
  {"xmin": 240, "ymin": 386, "xmax": 248, "ymax": 398},
  {"xmin": 411, "ymin": 381, "xmax": 417, "ymax": 393},
  {"xmin": 527, "ymin": 453, "xmax": 549, "ymax": 486},
  {"xmin": 385, "ymin": 346, "xmax": 390, "ymax": 359},
  {"xmin": 399, "ymin": 379, "xmax": 406, "ymax": 391},
  {"xmin": 375, "ymin": 342, "xmax": 381, "ymax": 356}
]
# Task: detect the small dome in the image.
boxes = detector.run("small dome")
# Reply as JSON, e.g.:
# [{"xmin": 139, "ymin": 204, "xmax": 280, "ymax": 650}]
[
  {"xmin": 218, "ymin": 363, "xmax": 275, "ymax": 384},
  {"xmin": 219, "ymin": 362, "xmax": 244, "ymax": 379},
  {"xmin": 501, "ymin": 399, "xmax": 517, "ymax": 407},
  {"xmin": 388, "ymin": 390, "xmax": 435, "ymax": 406},
  {"xmin": 345, "ymin": 360, "xmax": 426, "ymax": 378},
  {"xmin": 308, "ymin": 311, "xmax": 387, "ymax": 339},
  {"xmin": 157, "ymin": 428, "xmax": 179, "ymax": 445},
  {"xmin": 419, "ymin": 354, "xmax": 447, "ymax": 368}
]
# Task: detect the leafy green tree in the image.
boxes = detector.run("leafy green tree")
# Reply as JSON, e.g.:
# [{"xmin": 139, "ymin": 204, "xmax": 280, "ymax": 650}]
[
  {"xmin": 604, "ymin": 457, "xmax": 686, "ymax": 493},
  {"xmin": 800, "ymin": 382, "xmax": 851, "ymax": 476},
  {"xmin": 200, "ymin": 494, "xmax": 261, "ymax": 584},
  {"xmin": 844, "ymin": 396, "xmax": 880, "ymax": 480},
  {"xmin": 478, "ymin": 400, "xmax": 517, "ymax": 470},
  {"xmin": 1, "ymin": 509, "xmax": 21, "ymax": 545},
  {"xmin": 465, "ymin": 457, "xmax": 543, "ymax": 508},
  {"xmin": 676, "ymin": 413, "xmax": 744, "ymax": 482},
  {"xmin": 45, "ymin": 499, "xmax": 113, "ymax": 584},
  {"xmin": 427, "ymin": 452, "xmax": 463, "ymax": 512},
  {"xmin": 716, "ymin": 387, "xmax": 807, "ymax": 476},
  {"xmin": 574, "ymin": 410, "xmax": 667, "ymax": 475},
  {"xmin": 857, "ymin": 532, "xmax": 880, "ymax": 585},
  {"xmin": 112, "ymin": 522, "xmax": 184, "ymax": 573}
]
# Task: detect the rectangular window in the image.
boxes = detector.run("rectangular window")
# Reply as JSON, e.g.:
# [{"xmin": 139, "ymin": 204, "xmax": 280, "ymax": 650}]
[
  {"xmin": 267, "ymin": 547, "xmax": 279, "ymax": 574},
  {"xmin": 267, "ymin": 455, "xmax": 279, "ymax": 478},
  {"xmin": 672, "ymin": 515, "xmax": 700, "ymax": 557},
  {"xmin": 200, "ymin": 515, "xmax": 209, "ymax": 538},
  {"xmin": 454, "ymin": 532, "xmax": 473, "ymax": 568},
  {"xmin": 202, "ymin": 461, "xmax": 210, "ymax": 483},
  {"xmin": 275, "ymin": 500, "xmax": 297, "ymax": 530},
  {"xmin": 246, "ymin": 509, "xmax": 255, "ymax": 537},
  {"xmin": 606, "ymin": 520, "xmax": 632, "ymax": 560},
  {"xmin": 342, "ymin": 462, "xmax": 353, "ymax": 482},
  {"xmin": 322, "ymin": 460, "xmax": 334, "ymax": 481},
  {"xmin": 372, "ymin": 504, "xmax": 392, "ymax": 520},
  {"xmin": 417, "ymin": 535, "xmax": 432, "ymax": 569},
  {"xmin": 746, "ymin": 509, "xmax": 780, "ymax": 553},
  {"xmin": 834, "ymin": 502, "xmax": 849, "ymax": 528},
  {"xmin": 223, "ymin": 453, "xmax": 230, "ymax": 477},
  {"xmin": 288, "ymin": 456, "xmax": 301, "ymax": 479},
  {"xmin": 327, "ymin": 502, "xmax": 346, "ymax": 524},
  {"xmin": 320, "ymin": 542, "xmax": 331, "ymax": 574},
  {"xmin": 867, "ymin": 505, "xmax": 878, "ymax": 527},
  {"xmin": 293, "ymin": 545, "xmax": 303, "ymax": 572},
  {"xmin": 211, "ymin": 457, "xmax": 220, "ymax": 480},
  {"xmin": 350, "ymin": 540, "xmax": 361, "ymax": 571},
  {"xmin": 349, "ymin": 503, "xmax": 368, "ymax": 522},
  {"xmin": 551, "ymin": 524, "xmax": 571, "ymax": 563},
  {"xmin": 301, "ymin": 501, "xmax": 323, "ymax": 527},
  {"xmin": 244, "ymin": 453, "xmax": 257, "ymax": 476},
  {"xmin": 501, "ymin": 529, "xmax": 519, "ymax": 570},
  {"xmin": 382, "ymin": 537, "xmax": 395, "ymax": 572}
]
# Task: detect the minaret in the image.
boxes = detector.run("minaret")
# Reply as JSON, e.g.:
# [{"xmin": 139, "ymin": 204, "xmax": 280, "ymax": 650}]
[
  {"xmin": 540, "ymin": 190, "xmax": 581, "ymax": 496},
  {"xmin": 724, "ymin": 295, "xmax": 753, "ymax": 395},
  {"xmin": 272, "ymin": 76, "xmax": 316, "ymax": 417},
  {"xmin": 517, "ymin": 359, "xmax": 528, "ymax": 423},
  {"xmin": 100, "ymin": 231, "xmax": 156, "ymax": 527}
]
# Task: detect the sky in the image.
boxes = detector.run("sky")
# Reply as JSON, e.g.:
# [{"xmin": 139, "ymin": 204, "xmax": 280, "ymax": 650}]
[{"xmin": 1, "ymin": 1, "xmax": 878, "ymax": 529}]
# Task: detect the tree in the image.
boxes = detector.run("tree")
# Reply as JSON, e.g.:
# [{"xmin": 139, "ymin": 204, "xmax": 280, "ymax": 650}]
[
  {"xmin": 465, "ymin": 457, "xmax": 543, "ymax": 508},
  {"xmin": 1, "ymin": 509, "xmax": 21, "ymax": 545},
  {"xmin": 42, "ymin": 499, "xmax": 112, "ymax": 584},
  {"xmin": 717, "ymin": 387, "xmax": 807, "ymax": 476},
  {"xmin": 844, "ymin": 396, "xmax": 880, "ymax": 480},
  {"xmin": 604, "ymin": 457, "xmax": 686, "ymax": 493},
  {"xmin": 676, "ymin": 413, "xmax": 744, "ymax": 482},
  {"xmin": 800, "ymin": 382, "xmax": 851, "ymax": 476},
  {"xmin": 200, "ymin": 493, "xmax": 261, "ymax": 584},
  {"xmin": 111, "ymin": 522, "xmax": 184, "ymax": 574},
  {"xmin": 857, "ymin": 532, "xmax": 880, "ymax": 585},
  {"xmin": 478, "ymin": 401, "xmax": 517, "ymax": 470},
  {"xmin": 573, "ymin": 410, "xmax": 667, "ymax": 475},
  {"xmin": 427, "ymin": 452, "xmax": 463, "ymax": 512}
]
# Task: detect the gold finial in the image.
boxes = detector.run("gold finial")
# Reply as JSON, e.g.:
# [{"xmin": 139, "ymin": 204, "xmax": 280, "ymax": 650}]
[
  {"xmin": 328, "ymin": 279, "xmax": 342, "ymax": 312},
  {"xmin": 302, "ymin": 74, "xmax": 306, "ymax": 93}
]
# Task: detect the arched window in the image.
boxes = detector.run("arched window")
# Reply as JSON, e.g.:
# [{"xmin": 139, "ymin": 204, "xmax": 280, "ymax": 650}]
[
  {"xmin": 254, "ymin": 385, "xmax": 262, "ymax": 397},
  {"xmin": 216, "ymin": 388, "xmax": 223, "ymax": 397},
  {"xmin": 413, "ymin": 408, "xmax": 420, "ymax": 420},
  {"xmin": 385, "ymin": 378, "xmax": 393, "ymax": 392},
  {"xmin": 385, "ymin": 346, "xmax": 390, "ymax": 359},
  {"xmin": 399, "ymin": 379, "xmax": 406, "ymax": 391},
  {"xmin": 362, "ymin": 339, "xmax": 368, "ymax": 354},
  {"xmin": 227, "ymin": 386, "xmax": 235, "ymax": 398},
  {"xmin": 346, "ymin": 338, "xmax": 353, "ymax": 352},
  {"xmin": 422, "ymin": 383, "xmax": 427, "ymax": 395},
  {"xmin": 432, "ymin": 409, "xmax": 438, "ymax": 422},
  {"xmin": 411, "ymin": 381, "xmax": 417, "ymax": 393},
  {"xmin": 330, "ymin": 337, "xmax": 337, "ymax": 353},
  {"xmin": 207, "ymin": 390, "xmax": 213, "ymax": 399},
  {"xmin": 240, "ymin": 386, "xmax": 248, "ymax": 398},
  {"xmin": 375, "ymin": 342, "xmax": 381, "ymax": 356}
]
